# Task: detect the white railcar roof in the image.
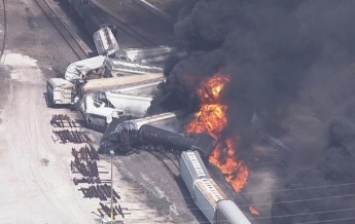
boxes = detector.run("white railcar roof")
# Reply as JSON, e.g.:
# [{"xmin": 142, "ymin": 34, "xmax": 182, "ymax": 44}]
[
  {"xmin": 217, "ymin": 200, "xmax": 252, "ymax": 224},
  {"xmin": 47, "ymin": 78, "xmax": 72, "ymax": 87},
  {"xmin": 70, "ymin": 55, "xmax": 106, "ymax": 71},
  {"xmin": 123, "ymin": 111, "xmax": 182, "ymax": 131},
  {"xmin": 83, "ymin": 73, "xmax": 164, "ymax": 93},
  {"xmin": 194, "ymin": 178, "xmax": 227, "ymax": 207},
  {"xmin": 180, "ymin": 151, "xmax": 211, "ymax": 180}
]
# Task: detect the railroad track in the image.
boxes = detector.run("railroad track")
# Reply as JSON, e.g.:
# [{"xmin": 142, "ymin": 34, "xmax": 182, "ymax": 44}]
[
  {"xmin": 34, "ymin": 0, "xmax": 88, "ymax": 60},
  {"xmin": 0, "ymin": 0, "xmax": 7, "ymax": 61},
  {"xmin": 91, "ymin": 0, "xmax": 156, "ymax": 47}
]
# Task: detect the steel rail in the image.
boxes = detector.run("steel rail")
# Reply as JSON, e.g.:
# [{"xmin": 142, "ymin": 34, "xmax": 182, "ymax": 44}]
[
  {"xmin": 91, "ymin": 0, "xmax": 156, "ymax": 46},
  {"xmin": 34, "ymin": 0, "xmax": 88, "ymax": 60}
]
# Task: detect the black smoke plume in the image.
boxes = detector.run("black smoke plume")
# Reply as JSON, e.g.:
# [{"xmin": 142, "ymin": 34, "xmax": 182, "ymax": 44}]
[
  {"xmin": 149, "ymin": 0, "xmax": 355, "ymax": 223},
  {"xmin": 272, "ymin": 118, "xmax": 355, "ymax": 224}
]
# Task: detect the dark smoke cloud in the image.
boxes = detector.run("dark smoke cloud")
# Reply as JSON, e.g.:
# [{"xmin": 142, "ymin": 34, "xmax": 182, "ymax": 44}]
[
  {"xmin": 149, "ymin": 1, "xmax": 355, "ymax": 223},
  {"xmin": 272, "ymin": 118, "xmax": 355, "ymax": 224},
  {"xmin": 167, "ymin": 0, "xmax": 355, "ymax": 126}
]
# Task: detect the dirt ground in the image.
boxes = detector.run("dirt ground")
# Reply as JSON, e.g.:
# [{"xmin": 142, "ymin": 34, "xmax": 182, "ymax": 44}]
[{"xmin": 0, "ymin": 1, "xmax": 92, "ymax": 222}]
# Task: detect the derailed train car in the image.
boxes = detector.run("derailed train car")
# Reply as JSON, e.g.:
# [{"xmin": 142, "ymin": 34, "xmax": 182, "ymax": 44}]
[
  {"xmin": 96, "ymin": 112, "xmax": 251, "ymax": 222},
  {"xmin": 93, "ymin": 26, "xmax": 119, "ymax": 56},
  {"xmin": 179, "ymin": 150, "xmax": 211, "ymax": 193},
  {"xmin": 216, "ymin": 200, "xmax": 252, "ymax": 224},
  {"xmin": 98, "ymin": 111, "xmax": 185, "ymax": 153},
  {"xmin": 138, "ymin": 125, "xmax": 216, "ymax": 157},
  {"xmin": 98, "ymin": 111, "xmax": 217, "ymax": 156},
  {"xmin": 179, "ymin": 151, "xmax": 252, "ymax": 224}
]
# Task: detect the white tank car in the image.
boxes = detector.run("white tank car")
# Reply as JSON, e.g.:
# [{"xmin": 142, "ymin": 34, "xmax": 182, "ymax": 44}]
[
  {"xmin": 180, "ymin": 151, "xmax": 211, "ymax": 194},
  {"xmin": 103, "ymin": 57, "xmax": 163, "ymax": 77},
  {"xmin": 109, "ymin": 80, "xmax": 162, "ymax": 96},
  {"xmin": 80, "ymin": 77, "xmax": 165, "ymax": 127},
  {"xmin": 179, "ymin": 151, "xmax": 252, "ymax": 224},
  {"xmin": 140, "ymin": 51, "xmax": 187, "ymax": 64},
  {"xmin": 103, "ymin": 80, "xmax": 163, "ymax": 117},
  {"xmin": 115, "ymin": 46, "xmax": 177, "ymax": 63},
  {"xmin": 79, "ymin": 91, "xmax": 153, "ymax": 130},
  {"xmin": 193, "ymin": 178, "xmax": 227, "ymax": 223},
  {"xmin": 82, "ymin": 73, "xmax": 164, "ymax": 94},
  {"xmin": 104, "ymin": 93, "xmax": 153, "ymax": 117},
  {"xmin": 215, "ymin": 200, "xmax": 251, "ymax": 224},
  {"xmin": 119, "ymin": 111, "xmax": 183, "ymax": 133}
]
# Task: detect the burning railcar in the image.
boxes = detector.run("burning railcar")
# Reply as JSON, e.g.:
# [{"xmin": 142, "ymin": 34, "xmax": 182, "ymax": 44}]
[
  {"xmin": 179, "ymin": 150, "xmax": 252, "ymax": 224},
  {"xmin": 98, "ymin": 111, "xmax": 216, "ymax": 158},
  {"xmin": 98, "ymin": 111, "xmax": 184, "ymax": 153}
]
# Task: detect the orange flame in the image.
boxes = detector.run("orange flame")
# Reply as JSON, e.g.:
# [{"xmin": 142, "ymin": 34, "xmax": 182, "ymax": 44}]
[
  {"xmin": 249, "ymin": 206, "xmax": 260, "ymax": 216},
  {"xmin": 185, "ymin": 74, "xmax": 249, "ymax": 192},
  {"xmin": 186, "ymin": 104, "xmax": 227, "ymax": 139},
  {"xmin": 209, "ymin": 138, "xmax": 249, "ymax": 192},
  {"xmin": 197, "ymin": 74, "xmax": 230, "ymax": 102}
]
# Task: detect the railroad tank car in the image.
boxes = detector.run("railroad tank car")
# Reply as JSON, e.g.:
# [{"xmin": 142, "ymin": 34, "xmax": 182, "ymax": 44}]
[
  {"xmin": 215, "ymin": 200, "xmax": 252, "ymax": 224},
  {"xmin": 97, "ymin": 92, "xmax": 153, "ymax": 117},
  {"xmin": 103, "ymin": 57, "xmax": 163, "ymax": 78},
  {"xmin": 138, "ymin": 125, "xmax": 215, "ymax": 154},
  {"xmin": 179, "ymin": 150, "xmax": 252, "ymax": 224},
  {"xmin": 179, "ymin": 151, "xmax": 211, "ymax": 193},
  {"xmin": 118, "ymin": 111, "xmax": 184, "ymax": 134},
  {"xmin": 115, "ymin": 46, "xmax": 177, "ymax": 63},
  {"xmin": 110, "ymin": 80, "xmax": 162, "ymax": 97},
  {"xmin": 139, "ymin": 125, "xmax": 192, "ymax": 146},
  {"xmin": 193, "ymin": 178, "xmax": 227, "ymax": 224},
  {"xmin": 98, "ymin": 111, "xmax": 184, "ymax": 153}
]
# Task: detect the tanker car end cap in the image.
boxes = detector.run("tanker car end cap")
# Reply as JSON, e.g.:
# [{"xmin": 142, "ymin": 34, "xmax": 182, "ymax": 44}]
[{"xmin": 190, "ymin": 134, "xmax": 216, "ymax": 160}]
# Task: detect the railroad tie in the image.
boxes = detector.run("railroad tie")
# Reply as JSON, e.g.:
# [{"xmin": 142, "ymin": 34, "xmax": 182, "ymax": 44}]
[
  {"xmin": 72, "ymin": 147, "xmax": 78, "ymax": 158},
  {"xmin": 76, "ymin": 131, "xmax": 83, "ymax": 143},
  {"xmin": 60, "ymin": 115, "xmax": 64, "ymax": 128},
  {"xmin": 72, "ymin": 120, "xmax": 76, "ymax": 128},
  {"xmin": 66, "ymin": 129, "xmax": 74, "ymax": 143},
  {"xmin": 55, "ymin": 131, "xmax": 65, "ymax": 144},
  {"xmin": 79, "ymin": 131, "xmax": 86, "ymax": 143},
  {"xmin": 116, "ymin": 205, "xmax": 124, "ymax": 218},
  {"xmin": 79, "ymin": 162, "xmax": 88, "ymax": 176},
  {"xmin": 102, "ymin": 184, "xmax": 110, "ymax": 198},
  {"xmin": 113, "ymin": 189, "xmax": 121, "ymax": 200},
  {"xmin": 83, "ymin": 133, "xmax": 91, "ymax": 143},
  {"xmin": 72, "ymin": 130, "xmax": 77, "ymax": 143},
  {"xmin": 68, "ymin": 118, "xmax": 72, "ymax": 128},
  {"xmin": 97, "ymin": 185, "xmax": 106, "ymax": 200},
  {"xmin": 90, "ymin": 161, "xmax": 99, "ymax": 177},
  {"xmin": 74, "ymin": 130, "xmax": 80, "ymax": 143},
  {"xmin": 97, "ymin": 186, "xmax": 107, "ymax": 201},
  {"xmin": 87, "ymin": 147, "xmax": 94, "ymax": 161}
]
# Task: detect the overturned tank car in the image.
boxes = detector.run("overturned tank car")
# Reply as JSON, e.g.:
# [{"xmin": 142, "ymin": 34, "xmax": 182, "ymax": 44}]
[{"xmin": 98, "ymin": 111, "xmax": 216, "ymax": 158}]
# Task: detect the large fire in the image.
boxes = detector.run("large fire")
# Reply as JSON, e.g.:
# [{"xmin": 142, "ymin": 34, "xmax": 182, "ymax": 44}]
[
  {"xmin": 186, "ymin": 74, "xmax": 249, "ymax": 192},
  {"xmin": 186, "ymin": 104, "xmax": 227, "ymax": 139}
]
